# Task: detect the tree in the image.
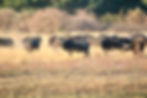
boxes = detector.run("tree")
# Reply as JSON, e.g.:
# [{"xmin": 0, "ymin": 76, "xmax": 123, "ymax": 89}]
[
  {"xmin": 3, "ymin": 0, "xmax": 28, "ymax": 9},
  {"xmin": 2, "ymin": 0, "xmax": 51, "ymax": 10},
  {"xmin": 51, "ymin": 0, "xmax": 89, "ymax": 13},
  {"xmin": 142, "ymin": 0, "xmax": 147, "ymax": 6},
  {"xmin": 0, "ymin": 0, "xmax": 146, "ymax": 15},
  {"xmin": 27, "ymin": 0, "xmax": 51, "ymax": 8},
  {"xmin": 88, "ymin": 0, "xmax": 142, "ymax": 14}
]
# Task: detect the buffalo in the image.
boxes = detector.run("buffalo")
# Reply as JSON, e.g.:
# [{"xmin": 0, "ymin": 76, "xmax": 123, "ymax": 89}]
[
  {"xmin": 63, "ymin": 36, "xmax": 90, "ymax": 55},
  {"xmin": 101, "ymin": 34, "xmax": 147, "ymax": 55},
  {"xmin": 23, "ymin": 37, "xmax": 41, "ymax": 51},
  {"xmin": 50, "ymin": 35, "xmax": 90, "ymax": 56},
  {"xmin": 101, "ymin": 36, "xmax": 132, "ymax": 50},
  {"xmin": 0, "ymin": 37, "xmax": 13, "ymax": 47},
  {"xmin": 131, "ymin": 34, "xmax": 147, "ymax": 55}
]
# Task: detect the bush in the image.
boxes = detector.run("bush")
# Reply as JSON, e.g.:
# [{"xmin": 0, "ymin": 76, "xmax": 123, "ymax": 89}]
[
  {"xmin": 11, "ymin": 11, "xmax": 33, "ymax": 32},
  {"xmin": 125, "ymin": 8, "xmax": 147, "ymax": 24},
  {"xmin": 63, "ymin": 9, "xmax": 101, "ymax": 31},
  {"xmin": 26, "ymin": 8, "xmax": 68, "ymax": 33},
  {"xmin": 100, "ymin": 12, "xmax": 124, "ymax": 23},
  {"xmin": 0, "ymin": 8, "xmax": 147, "ymax": 33},
  {"xmin": 14, "ymin": 8, "xmax": 102, "ymax": 32},
  {"xmin": 0, "ymin": 9, "xmax": 17, "ymax": 31}
]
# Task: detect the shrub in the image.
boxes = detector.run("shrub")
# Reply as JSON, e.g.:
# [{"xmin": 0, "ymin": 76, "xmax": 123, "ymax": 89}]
[
  {"xmin": 0, "ymin": 8, "xmax": 17, "ymax": 31},
  {"xmin": 11, "ymin": 11, "xmax": 33, "ymax": 32},
  {"xmin": 63, "ymin": 9, "xmax": 101, "ymax": 31},
  {"xmin": 125, "ymin": 8, "xmax": 147, "ymax": 24},
  {"xmin": 0, "ymin": 8, "xmax": 147, "ymax": 33},
  {"xmin": 27, "ymin": 8, "xmax": 68, "ymax": 33},
  {"xmin": 100, "ymin": 12, "xmax": 124, "ymax": 23}
]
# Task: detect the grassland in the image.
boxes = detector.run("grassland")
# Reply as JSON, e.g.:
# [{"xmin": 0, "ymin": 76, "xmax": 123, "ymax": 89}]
[{"xmin": 0, "ymin": 33, "xmax": 147, "ymax": 98}]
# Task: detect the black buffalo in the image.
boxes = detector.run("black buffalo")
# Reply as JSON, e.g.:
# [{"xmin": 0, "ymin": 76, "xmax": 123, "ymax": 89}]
[
  {"xmin": 101, "ymin": 36, "xmax": 132, "ymax": 50},
  {"xmin": 23, "ymin": 37, "xmax": 41, "ymax": 51},
  {"xmin": 62, "ymin": 36, "xmax": 90, "ymax": 55},
  {"xmin": 101, "ymin": 34, "xmax": 147, "ymax": 55},
  {"xmin": 0, "ymin": 37, "xmax": 13, "ymax": 47}
]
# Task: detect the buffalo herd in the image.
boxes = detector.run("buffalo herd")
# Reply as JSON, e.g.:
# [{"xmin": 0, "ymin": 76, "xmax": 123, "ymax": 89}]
[
  {"xmin": 0, "ymin": 34, "xmax": 147, "ymax": 56},
  {"xmin": 49, "ymin": 34, "xmax": 147, "ymax": 56},
  {"xmin": 101, "ymin": 34, "xmax": 146, "ymax": 55}
]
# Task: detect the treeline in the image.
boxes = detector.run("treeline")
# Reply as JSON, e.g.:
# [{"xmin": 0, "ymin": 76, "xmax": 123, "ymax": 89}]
[
  {"xmin": 0, "ymin": 8, "xmax": 147, "ymax": 33},
  {"xmin": 0, "ymin": 0, "xmax": 147, "ymax": 15}
]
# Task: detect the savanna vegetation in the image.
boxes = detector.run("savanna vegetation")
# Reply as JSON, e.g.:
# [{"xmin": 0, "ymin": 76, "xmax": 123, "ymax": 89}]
[
  {"xmin": 0, "ymin": 0, "xmax": 147, "ymax": 33},
  {"xmin": 0, "ymin": 0, "xmax": 147, "ymax": 15},
  {"xmin": 0, "ymin": 1, "xmax": 147, "ymax": 98}
]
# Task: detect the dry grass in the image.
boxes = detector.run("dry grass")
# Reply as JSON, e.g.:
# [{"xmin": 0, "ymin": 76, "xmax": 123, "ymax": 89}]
[
  {"xmin": 0, "ymin": 33, "xmax": 147, "ymax": 98},
  {"xmin": 0, "ymin": 56, "xmax": 147, "ymax": 98},
  {"xmin": 0, "ymin": 34, "xmax": 136, "ymax": 64},
  {"xmin": 0, "ymin": 8, "xmax": 147, "ymax": 33}
]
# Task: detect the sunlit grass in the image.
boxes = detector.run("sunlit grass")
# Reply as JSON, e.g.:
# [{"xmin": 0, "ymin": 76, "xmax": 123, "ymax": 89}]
[{"xmin": 0, "ymin": 33, "xmax": 147, "ymax": 98}]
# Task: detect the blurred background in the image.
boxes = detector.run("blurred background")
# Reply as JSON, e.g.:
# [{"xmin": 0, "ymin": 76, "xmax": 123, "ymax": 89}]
[
  {"xmin": 0, "ymin": 0, "xmax": 147, "ymax": 98},
  {"xmin": 0, "ymin": 0, "xmax": 147, "ymax": 32}
]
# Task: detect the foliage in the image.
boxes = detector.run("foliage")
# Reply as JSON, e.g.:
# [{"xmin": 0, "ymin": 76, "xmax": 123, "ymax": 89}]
[
  {"xmin": 142, "ymin": 0, "xmax": 147, "ymax": 6},
  {"xmin": 0, "ymin": 0, "xmax": 147, "ymax": 15},
  {"xmin": 2, "ymin": 0, "xmax": 51, "ymax": 9}
]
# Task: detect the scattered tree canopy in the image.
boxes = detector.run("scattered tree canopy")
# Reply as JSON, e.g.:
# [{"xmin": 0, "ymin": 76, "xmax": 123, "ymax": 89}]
[{"xmin": 0, "ymin": 0, "xmax": 147, "ymax": 15}]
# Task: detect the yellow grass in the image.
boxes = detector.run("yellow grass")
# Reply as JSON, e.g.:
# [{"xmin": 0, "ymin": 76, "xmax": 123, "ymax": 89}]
[
  {"xmin": 0, "ymin": 33, "xmax": 144, "ymax": 64},
  {"xmin": 0, "ymin": 33, "xmax": 147, "ymax": 98}
]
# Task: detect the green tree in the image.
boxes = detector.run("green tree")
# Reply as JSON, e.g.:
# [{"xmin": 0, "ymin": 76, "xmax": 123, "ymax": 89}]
[
  {"xmin": 3, "ymin": 0, "xmax": 28, "ymax": 9},
  {"xmin": 3, "ymin": 0, "xmax": 51, "ymax": 9},
  {"xmin": 51, "ymin": 0, "xmax": 89, "ymax": 13},
  {"xmin": 88, "ymin": 0, "xmax": 142, "ymax": 14},
  {"xmin": 28, "ymin": 0, "xmax": 51, "ymax": 8},
  {"xmin": 142, "ymin": 0, "xmax": 147, "ymax": 6},
  {"xmin": 0, "ymin": 0, "xmax": 147, "ymax": 14}
]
